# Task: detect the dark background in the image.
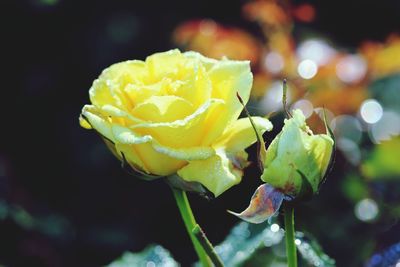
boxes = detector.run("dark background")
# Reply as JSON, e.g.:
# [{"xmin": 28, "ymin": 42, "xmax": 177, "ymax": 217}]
[{"xmin": 1, "ymin": 0, "xmax": 400, "ymax": 266}]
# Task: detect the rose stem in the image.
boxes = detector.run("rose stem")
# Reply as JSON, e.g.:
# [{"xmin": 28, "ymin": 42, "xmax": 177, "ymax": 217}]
[
  {"xmin": 284, "ymin": 204, "xmax": 298, "ymax": 267},
  {"xmin": 171, "ymin": 187, "xmax": 212, "ymax": 267},
  {"xmin": 192, "ymin": 224, "xmax": 224, "ymax": 267}
]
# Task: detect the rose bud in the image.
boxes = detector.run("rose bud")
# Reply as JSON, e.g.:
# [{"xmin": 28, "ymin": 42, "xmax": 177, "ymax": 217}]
[{"xmin": 230, "ymin": 109, "xmax": 334, "ymax": 223}]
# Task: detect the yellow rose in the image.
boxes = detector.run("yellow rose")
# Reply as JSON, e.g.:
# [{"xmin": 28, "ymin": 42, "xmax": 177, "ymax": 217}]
[{"xmin": 80, "ymin": 49, "xmax": 272, "ymax": 196}]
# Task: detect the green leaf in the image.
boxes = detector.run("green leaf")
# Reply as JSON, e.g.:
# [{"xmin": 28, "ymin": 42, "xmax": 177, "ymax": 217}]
[{"xmin": 106, "ymin": 245, "xmax": 179, "ymax": 267}]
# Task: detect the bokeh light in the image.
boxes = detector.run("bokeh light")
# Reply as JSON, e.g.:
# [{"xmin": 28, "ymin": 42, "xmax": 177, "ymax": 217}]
[
  {"xmin": 337, "ymin": 138, "xmax": 361, "ymax": 165},
  {"xmin": 270, "ymin": 223, "xmax": 280, "ymax": 233},
  {"xmin": 297, "ymin": 59, "xmax": 318, "ymax": 79},
  {"xmin": 291, "ymin": 99, "xmax": 314, "ymax": 118},
  {"xmin": 369, "ymin": 111, "xmax": 400, "ymax": 143},
  {"xmin": 360, "ymin": 99, "xmax": 383, "ymax": 124},
  {"xmin": 331, "ymin": 115, "xmax": 363, "ymax": 143},
  {"xmin": 297, "ymin": 39, "xmax": 336, "ymax": 66},
  {"xmin": 264, "ymin": 51, "xmax": 285, "ymax": 74},
  {"xmin": 355, "ymin": 198, "xmax": 379, "ymax": 222},
  {"xmin": 336, "ymin": 54, "xmax": 367, "ymax": 83},
  {"xmin": 259, "ymin": 81, "xmax": 291, "ymax": 113}
]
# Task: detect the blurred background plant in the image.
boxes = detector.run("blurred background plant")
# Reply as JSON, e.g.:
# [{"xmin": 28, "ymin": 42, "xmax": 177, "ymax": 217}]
[{"xmin": 1, "ymin": 0, "xmax": 400, "ymax": 266}]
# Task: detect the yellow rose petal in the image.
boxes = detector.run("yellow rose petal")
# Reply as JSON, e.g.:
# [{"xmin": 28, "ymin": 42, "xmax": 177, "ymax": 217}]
[
  {"xmin": 214, "ymin": 117, "xmax": 273, "ymax": 153},
  {"xmin": 201, "ymin": 59, "xmax": 253, "ymax": 145},
  {"xmin": 112, "ymin": 123, "xmax": 215, "ymax": 161},
  {"xmin": 79, "ymin": 115, "xmax": 92, "ymax": 129},
  {"xmin": 88, "ymin": 79, "xmax": 116, "ymax": 107},
  {"xmin": 209, "ymin": 59, "xmax": 252, "ymax": 105},
  {"xmin": 101, "ymin": 104, "xmax": 142, "ymax": 124},
  {"xmin": 146, "ymin": 49, "xmax": 185, "ymax": 80},
  {"xmin": 131, "ymin": 95, "xmax": 194, "ymax": 123},
  {"xmin": 113, "ymin": 143, "xmax": 149, "ymax": 174},
  {"xmin": 177, "ymin": 148, "xmax": 241, "ymax": 197},
  {"xmin": 101, "ymin": 60, "xmax": 148, "ymax": 83},
  {"xmin": 111, "ymin": 125, "xmax": 153, "ymax": 144},
  {"xmin": 152, "ymin": 142, "xmax": 215, "ymax": 161},
  {"xmin": 132, "ymin": 98, "xmax": 224, "ymax": 148},
  {"xmin": 81, "ymin": 105, "xmax": 115, "ymax": 143},
  {"xmin": 89, "ymin": 60, "xmax": 149, "ymax": 109},
  {"xmin": 129, "ymin": 143, "xmax": 186, "ymax": 176},
  {"xmin": 124, "ymin": 83, "xmax": 163, "ymax": 106},
  {"xmin": 169, "ymin": 62, "xmax": 212, "ymax": 108},
  {"xmin": 183, "ymin": 51, "xmax": 218, "ymax": 70}
]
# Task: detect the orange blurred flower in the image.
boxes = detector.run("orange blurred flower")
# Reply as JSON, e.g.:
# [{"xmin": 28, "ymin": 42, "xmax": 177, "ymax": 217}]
[
  {"xmin": 267, "ymin": 32, "xmax": 297, "ymax": 75},
  {"xmin": 172, "ymin": 19, "xmax": 262, "ymax": 66},
  {"xmin": 361, "ymin": 35, "xmax": 400, "ymax": 78},
  {"xmin": 291, "ymin": 4, "xmax": 316, "ymax": 23},
  {"xmin": 243, "ymin": 0, "xmax": 291, "ymax": 27},
  {"xmin": 307, "ymin": 85, "xmax": 368, "ymax": 116},
  {"xmin": 310, "ymin": 53, "xmax": 367, "ymax": 85}
]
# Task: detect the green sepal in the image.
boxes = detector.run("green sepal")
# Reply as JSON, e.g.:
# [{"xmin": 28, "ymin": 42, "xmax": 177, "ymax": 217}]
[
  {"xmin": 320, "ymin": 108, "xmax": 336, "ymax": 189},
  {"xmin": 166, "ymin": 174, "xmax": 214, "ymax": 200},
  {"xmin": 236, "ymin": 92, "xmax": 267, "ymax": 172},
  {"xmin": 294, "ymin": 170, "xmax": 314, "ymax": 201}
]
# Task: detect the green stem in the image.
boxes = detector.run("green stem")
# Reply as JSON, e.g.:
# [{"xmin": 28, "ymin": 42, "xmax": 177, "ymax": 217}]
[
  {"xmin": 171, "ymin": 187, "xmax": 211, "ymax": 267},
  {"xmin": 284, "ymin": 205, "xmax": 298, "ymax": 267},
  {"xmin": 192, "ymin": 224, "xmax": 224, "ymax": 267}
]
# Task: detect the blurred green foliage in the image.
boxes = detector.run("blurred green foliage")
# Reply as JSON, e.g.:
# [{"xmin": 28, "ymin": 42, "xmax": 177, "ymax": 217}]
[
  {"xmin": 107, "ymin": 219, "xmax": 337, "ymax": 266},
  {"xmin": 362, "ymin": 137, "xmax": 400, "ymax": 179},
  {"xmin": 106, "ymin": 245, "xmax": 178, "ymax": 267}
]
